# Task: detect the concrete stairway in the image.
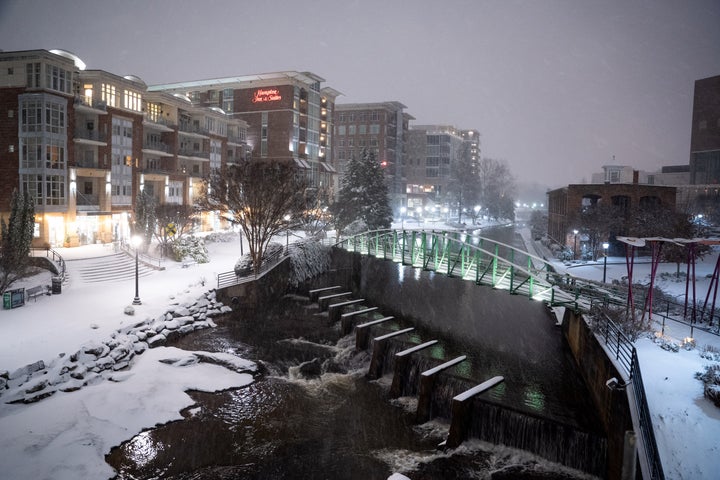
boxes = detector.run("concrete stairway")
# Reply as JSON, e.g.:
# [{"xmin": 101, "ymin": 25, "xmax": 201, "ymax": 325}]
[{"xmin": 65, "ymin": 253, "xmax": 157, "ymax": 285}]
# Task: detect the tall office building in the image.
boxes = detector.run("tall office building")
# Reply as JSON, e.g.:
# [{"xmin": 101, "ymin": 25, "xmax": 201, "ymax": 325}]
[
  {"xmin": 332, "ymin": 102, "xmax": 413, "ymax": 211},
  {"xmin": 150, "ymin": 72, "xmax": 341, "ymax": 204},
  {"xmin": 406, "ymin": 125, "xmax": 480, "ymax": 212},
  {"xmin": 688, "ymin": 74, "xmax": 720, "ymax": 215}
]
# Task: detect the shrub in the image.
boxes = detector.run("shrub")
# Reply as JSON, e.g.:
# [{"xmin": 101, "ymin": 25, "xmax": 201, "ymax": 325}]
[
  {"xmin": 169, "ymin": 236, "xmax": 209, "ymax": 264},
  {"xmin": 696, "ymin": 364, "xmax": 720, "ymax": 408}
]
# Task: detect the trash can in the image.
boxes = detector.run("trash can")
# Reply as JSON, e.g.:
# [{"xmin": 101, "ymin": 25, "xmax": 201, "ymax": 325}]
[{"xmin": 51, "ymin": 276, "xmax": 62, "ymax": 294}]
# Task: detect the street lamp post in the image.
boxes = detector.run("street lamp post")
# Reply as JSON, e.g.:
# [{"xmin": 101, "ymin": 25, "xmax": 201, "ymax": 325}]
[
  {"xmin": 284, "ymin": 214, "xmax": 291, "ymax": 252},
  {"xmin": 602, "ymin": 242, "xmax": 609, "ymax": 283},
  {"xmin": 573, "ymin": 229, "xmax": 579, "ymax": 260},
  {"xmin": 131, "ymin": 235, "xmax": 142, "ymax": 305}
]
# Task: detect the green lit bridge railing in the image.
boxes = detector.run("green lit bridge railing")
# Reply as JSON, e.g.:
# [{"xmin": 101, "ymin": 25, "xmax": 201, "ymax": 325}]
[{"xmin": 334, "ymin": 229, "xmax": 625, "ymax": 313}]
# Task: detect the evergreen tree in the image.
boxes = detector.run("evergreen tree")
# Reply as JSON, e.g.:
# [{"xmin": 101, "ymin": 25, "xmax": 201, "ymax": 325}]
[
  {"xmin": 0, "ymin": 189, "xmax": 35, "ymax": 292},
  {"xmin": 331, "ymin": 148, "xmax": 392, "ymax": 234},
  {"xmin": 134, "ymin": 191, "xmax": 156, "ymax": 250}
]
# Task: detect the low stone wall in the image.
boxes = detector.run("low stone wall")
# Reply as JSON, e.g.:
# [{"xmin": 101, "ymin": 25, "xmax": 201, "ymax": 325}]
[{"xmin": 561, "ymin": 309, "xmax": 635, "ymax": 480}]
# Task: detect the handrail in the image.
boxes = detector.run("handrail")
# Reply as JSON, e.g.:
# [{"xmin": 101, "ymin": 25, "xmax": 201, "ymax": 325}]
[
  {"xmin": 30, "ymin": 247, "xmax": 66, "ymax": 278},
  {"xmin": 216, "ymin": 244, "xmax": 293, "ymax": 289},
  {"xmin": 336, "ymin": 228, "xmax": 665, "ymax": 480},
  {"xmin": 594, "ymin": 314, "xmax": 665, "ymax": 480},
  {"xmin": 117, "ymin": 240, "xmax": 164, "ymax": 269}
]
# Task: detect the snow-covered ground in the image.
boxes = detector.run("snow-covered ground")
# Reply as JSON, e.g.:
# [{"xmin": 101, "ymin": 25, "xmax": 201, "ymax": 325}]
[{"xmin": 0, "ymin": 224, "xmax": 718, "ymax": 479}]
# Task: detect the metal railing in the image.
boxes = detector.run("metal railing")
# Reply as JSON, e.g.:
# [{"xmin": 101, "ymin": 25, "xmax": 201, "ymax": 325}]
[
  {"xmin": 336, "ymin": 229, "xmax": 666, "ymax": 480},
  {"xmin": 117, "ymin": 240, "xmax": 164, "ymax": 269},
  {"xmin": 216, "ymin": 245, "xmax": 290, "ymax": 289},
  {"xmin": 594, "ymin": 314, "xmax": 665, "ymax": 480},
  {"xmin": 30, "ymin": 247, "xmax": 66, "ymax": 278}
]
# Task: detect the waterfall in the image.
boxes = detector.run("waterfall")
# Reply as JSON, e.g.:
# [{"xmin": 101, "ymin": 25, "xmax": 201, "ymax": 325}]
[{"xmin": 463, "ymin": 398, "xmax": 607, "ymax": 476}]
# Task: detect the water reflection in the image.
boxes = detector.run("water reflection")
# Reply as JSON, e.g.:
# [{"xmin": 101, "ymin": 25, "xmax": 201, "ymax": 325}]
[{"xmin": 107, "ymin": 225, "xmax": 602, "ymax": 479}]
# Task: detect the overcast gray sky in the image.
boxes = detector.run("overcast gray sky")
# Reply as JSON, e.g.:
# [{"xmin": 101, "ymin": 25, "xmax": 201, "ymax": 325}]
[{"xmin": 1, "ymin": 0, "xmax": 718, "ymax": 194}]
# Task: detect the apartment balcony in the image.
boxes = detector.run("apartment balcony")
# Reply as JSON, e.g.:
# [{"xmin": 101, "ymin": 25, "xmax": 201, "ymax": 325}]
[
  {"xmin": 178, "ymin": 123, "xmax": 210, "ymax": 138},
  {"xmin": 140, "ymin": 165, "xmax": 179, "ymax": 175},
  {"xmin": 143, "ymin": 114, "xmax": 175, "ymax": 133},
  {"xmin": 74, "ymin": 156, "xmax": 106, "ymax": 170},
  {"xmin": 75, "ymin": 192, "xmax": 100, "ymax": 212},
  {"xmin": 227, "ymin": 134, "xmax": 246, "ymax": 146},
  {"xmin": 142, "ymin": 140, "xmax": 173, "ymax": 156},
  {"xmin": 73, "ymin": 129, "xmax": 108, "ymax": 146},
  {"xmin": 73, "ymin": 96, "xmax": 107, "ymax": 114},
  {"xmin": 178, "ymin": 148, "xmax": 210, "ymax": 160}
]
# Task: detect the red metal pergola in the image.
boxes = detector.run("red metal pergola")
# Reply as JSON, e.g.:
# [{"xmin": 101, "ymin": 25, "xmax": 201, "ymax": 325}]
[{"xmin": 617, "ymin": 236, "xmax": 720, "ymax": 332}]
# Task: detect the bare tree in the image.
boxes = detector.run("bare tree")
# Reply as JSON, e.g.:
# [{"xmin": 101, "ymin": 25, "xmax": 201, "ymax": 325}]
[
  {"xmin": 446, "ymin": 142, "xmax": 479, "ymax": 224},
  {"xmin": 201, "ymin": 160, "xmax": 308, "ymax": 273},
  {"xmin": 477, "ymin": 157, "xmax": 516, "ymax": 220},
  {"xmin": 575, "ymin": 202, "xmax": 624, "ymax": 260}
]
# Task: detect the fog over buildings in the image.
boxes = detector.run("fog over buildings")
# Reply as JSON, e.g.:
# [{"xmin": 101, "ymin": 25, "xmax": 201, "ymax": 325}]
[{"xmin": 0, "ymin": 0, "xmax": 718, "ymax": 193}]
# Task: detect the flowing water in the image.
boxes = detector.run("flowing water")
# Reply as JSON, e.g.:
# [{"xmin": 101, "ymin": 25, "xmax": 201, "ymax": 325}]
[{"xmin": 106, "ymin": 225, "xmax": 602, "ymax": 479}]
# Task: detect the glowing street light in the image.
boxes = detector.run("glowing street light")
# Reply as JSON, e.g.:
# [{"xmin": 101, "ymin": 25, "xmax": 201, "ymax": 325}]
[
  {"xmin": 602, "ymin": 242, "xmax": 610, "ymax": 283},
  {"xmin": 131, "ymin": 235, "xmax": 142, "ymax": 305},
  {"xmin": 284, "ymin": 214, "xmax": 291, "ymax": 252}
]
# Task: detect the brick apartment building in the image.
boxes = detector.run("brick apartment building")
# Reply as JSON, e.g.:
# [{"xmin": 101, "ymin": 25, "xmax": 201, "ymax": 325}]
[
  {"xmin": 150, "ymin": 72, "xmax": 341, "ymax": 205},
  {"xmin": 546, "ymin": 180, "xmax": 677, "ymax": 250},
  {"xmin": 332, "ymin": 102, "xmax": 413, "ymax": 212},
  {"xmin": 0, "ymin": 49, "xmax": 251, "ymax": 247}
]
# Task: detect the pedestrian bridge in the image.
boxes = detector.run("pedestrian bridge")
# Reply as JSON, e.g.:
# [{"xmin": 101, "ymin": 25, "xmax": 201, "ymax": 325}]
[{"xmin": 334, "ymin": 228, "xmax": 621, "ymax": 314}]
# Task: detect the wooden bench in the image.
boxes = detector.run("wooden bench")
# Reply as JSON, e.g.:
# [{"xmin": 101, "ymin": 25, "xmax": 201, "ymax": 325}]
[
  {"xmin": 181, "ymin": 257, "xmax": 197, "ymax": 268},
  {"xmin": 26, "ymin": 285, "xmax": 49, "ymax": 301}
]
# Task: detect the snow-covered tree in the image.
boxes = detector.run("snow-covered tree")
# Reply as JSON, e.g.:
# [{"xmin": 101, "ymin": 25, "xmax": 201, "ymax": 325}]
[
  {"xmin": 477, "ymin": 157, "xmax": 516, "ymax": 221},
  {"xmin": 0, "ymin": 189, "xmax": 35, "ymax": 293},
  {"xmin": 331, "ymin": 148, "xmax": 392, "ymax": 234},
  {"xmin": 201, "ymin": 159, "xmax": 307, "ymax": 274},
  {"xmin": 446, "ymin": 142, "xmax": 480, "ymax": 224},
  {"xmin": 133, "ymin": 191, "xmax": 156, "ymax": 251},
  {"xmin": 154, "ymin": 204, "xmax": 196, "ymax": 258}
]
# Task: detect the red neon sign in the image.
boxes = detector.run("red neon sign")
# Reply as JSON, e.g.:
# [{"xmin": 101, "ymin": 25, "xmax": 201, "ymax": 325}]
[{"xmin": 252, "ymin": 88, "xmax": 282, "ymax": 103}]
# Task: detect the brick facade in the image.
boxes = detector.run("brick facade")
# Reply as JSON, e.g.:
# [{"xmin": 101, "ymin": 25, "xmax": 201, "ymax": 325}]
[{"xmin": 547, "ymin": 182, "xmax": 677, "ymax": 245}]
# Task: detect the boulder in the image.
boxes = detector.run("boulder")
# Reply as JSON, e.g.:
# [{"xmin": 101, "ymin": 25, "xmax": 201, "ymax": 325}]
[{"xmin": 9, "ymin": 360, "xmax": 46, "ymax": 380}]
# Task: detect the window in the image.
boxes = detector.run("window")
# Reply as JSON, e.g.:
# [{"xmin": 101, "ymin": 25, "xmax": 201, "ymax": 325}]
[
  {"xmin": 359, "ymin": 125, "xmax": 367, "ymax": 135},
  {"xmin": 369, "ymin": 124, "xmax": 380, "ymax": 135},
  {"xmin": 21, "ymin": 137, "xmax": 42, "ymax": 168},
  {"xmin": 45, "ymin": 174, "xmax": 66, "ymax": 205},
  {"xmin": 46, "ymin": 64, "xmax": 71, "ymax": 94},
  {"xmin": 46, "ymin": 139, "xmax": 65, "ymax": 169},
  {"xmin": 348, "ymin": 125, "xmax": 356, "ymax": 135},
  {"xmin": 26, "ymin": 62, "xmax": 41, "ymax": 88},
  {"xmin": 102, "ymin": 84, "xmax": 117, "ymax": 107},
  {"xmin": 45, "ymin": 102, "xmax": 65, "ymax": 134},
  {"xmin": 21, "ymin": 99, "xmax": 43, "ymax": 133},
  {"xmin": 699, "ymin": 120, "xmax": 707, "ymax": 130},
  {"xmin": 124, "ymin": 90, "xmax": 142, "ymax": 112},
  {"xmin": 337, "ymin": 125, "xmax": 346, "ymax": 136}
]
